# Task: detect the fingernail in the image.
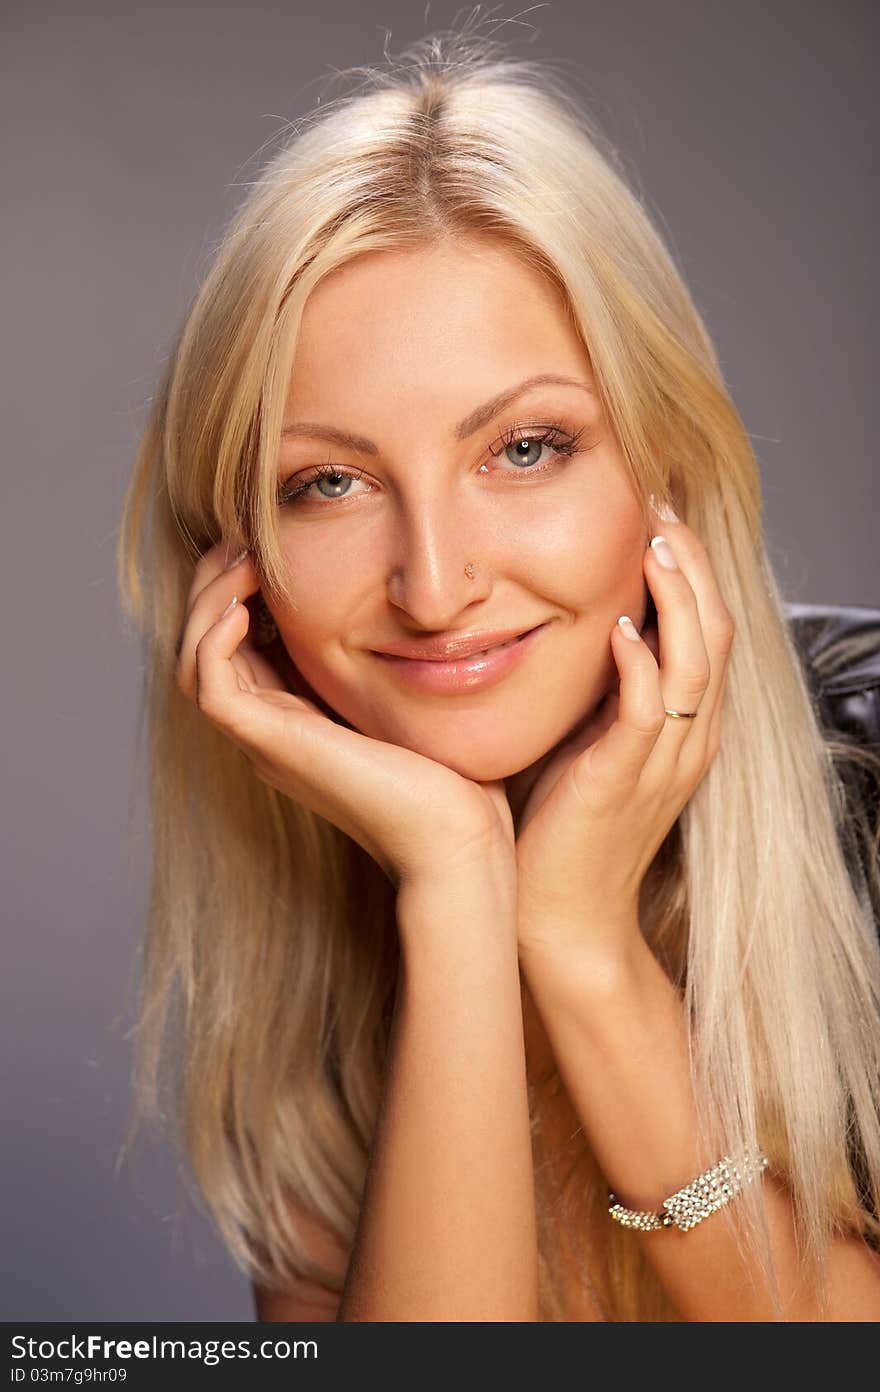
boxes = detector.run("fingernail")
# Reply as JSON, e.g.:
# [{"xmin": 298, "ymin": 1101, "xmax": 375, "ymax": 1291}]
[
  {"xmin": 221, "ymin": 595, "xmax": 238, "ymax": 618},
  {"xmin": 617, "ymin": 615, "xmax": 641, "ymax": 640},
  {"xmin": 650, "ymin": 534, "xmax": 679, "ymax": 570}
]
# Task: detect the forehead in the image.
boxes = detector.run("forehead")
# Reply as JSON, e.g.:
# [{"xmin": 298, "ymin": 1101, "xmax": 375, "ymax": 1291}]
[{"xmin": 286, "ymin": 238, "xmax": 591, "ymax": 416}]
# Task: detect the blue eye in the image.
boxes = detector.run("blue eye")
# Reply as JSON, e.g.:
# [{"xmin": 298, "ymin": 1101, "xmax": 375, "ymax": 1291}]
[
  {"xmin": 491, "ymin": 423, "xmax": 587, "ymax": 472},
  {"xmin": 277, "ymin": 463, "xmax": 369, "ymax": 507},
  {"xmin": 502, "ymin": 436, "xmax": 549, "ymax": 468},
  {"xmin": 276, "ymin": 419, "xmax": 588, "ymax": 509},
  {"xmin": 299, "ymin": 467, "xmax": 360, "ymax": 501}
]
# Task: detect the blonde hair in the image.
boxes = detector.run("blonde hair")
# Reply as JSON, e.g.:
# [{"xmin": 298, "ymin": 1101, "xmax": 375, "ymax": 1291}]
[{"xmin": 116, "ymin": 25, "xmax": 880, "ymax": 1321}]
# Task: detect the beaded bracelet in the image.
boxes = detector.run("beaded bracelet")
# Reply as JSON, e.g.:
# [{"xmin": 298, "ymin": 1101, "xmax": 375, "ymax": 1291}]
[{"xmin": 608, "ymin": 1149, "xmax": 769, "ymax": 1233}]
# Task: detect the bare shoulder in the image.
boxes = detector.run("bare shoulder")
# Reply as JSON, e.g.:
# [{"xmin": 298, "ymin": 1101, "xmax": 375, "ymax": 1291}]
[
  {"xmin": 822, "ymin": 1232, "xmax": 880, "ymax": 1321},
  {"xmin": 252, "ymin": 1194, "xmax": 352, "ymax": 1323}
]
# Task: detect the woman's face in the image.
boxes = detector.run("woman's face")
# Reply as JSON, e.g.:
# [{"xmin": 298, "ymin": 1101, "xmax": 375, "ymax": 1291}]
[{"xmin": 271, "ymin": 236, "xmax": 649, "ymax": 783}]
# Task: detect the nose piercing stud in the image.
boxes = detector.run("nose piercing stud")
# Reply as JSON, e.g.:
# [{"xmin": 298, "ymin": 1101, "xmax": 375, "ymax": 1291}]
[{"xmin": 464, "ymin": 562, "xmax": 476, "ymax": 579}]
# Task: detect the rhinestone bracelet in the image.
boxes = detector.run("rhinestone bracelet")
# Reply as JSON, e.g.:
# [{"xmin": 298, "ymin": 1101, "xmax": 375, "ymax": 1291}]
[{"xmin": 608, "ymin": 1149, "xmax": 769, "ymax": 1233}]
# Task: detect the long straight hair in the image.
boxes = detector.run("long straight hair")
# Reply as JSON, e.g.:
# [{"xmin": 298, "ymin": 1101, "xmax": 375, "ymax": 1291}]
[{"xmin": 117, "ymin": 29, "xmax": 880, "ymax": 1320}]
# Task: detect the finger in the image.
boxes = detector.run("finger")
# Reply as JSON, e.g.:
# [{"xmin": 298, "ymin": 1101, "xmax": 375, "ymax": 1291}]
[
  {"xmin": 175, "ymin": 542, "xmax": 253, "ymax": 662},
  {"xmin": 640, "ymin": 619, "xmax": 660, "ymax": 666},
  {"xmin": 232, "ymin": 637, "xmax": 290, "ymax": 694},
  {"xmin": 193, "ymin": 597, "xmax": 318, "ymax": 744},
  {"xmin": 644, "ymin": 531, "xmax": 711, "ymax": 743},
  {"xmin": 647, "ymin": 512, "xmax": 735, "ymax": 771},
  {"xmin": 705, "ymin": 649, "xmax": 732, "ymax": 765},
  {"xmin": 229, "ymin": 644, "xmax": 262, "ymax": 692},
  {"xmin": 194, "ymin": 594, "xmax": 254, "ymax": 713},
  {"xmin": 176, "ymin": 551, "xmax": 261, "ymax": 702},
  {"xmin": 552, "ymin": 683, "xmax": 620, "ymax": 766},
  {"xmin": 184, "ymin": 539, "xmax": 250, "ymax": 623},
  {"xmin": 192, "ymin": 599, "xmax": 346, "ymax": 823},
  {"xmin": 572, "ymin": 614, "xmax": 665, "ymax": 797},
  {"xmin": 192, "ymin": 599, "xmax": 496, "ymax": 880}
]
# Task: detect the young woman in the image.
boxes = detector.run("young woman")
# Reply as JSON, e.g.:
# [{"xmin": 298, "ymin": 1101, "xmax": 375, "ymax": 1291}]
[{"xmin": 117, "ymin": 33, "xmax": 880, "ymax": 1321}]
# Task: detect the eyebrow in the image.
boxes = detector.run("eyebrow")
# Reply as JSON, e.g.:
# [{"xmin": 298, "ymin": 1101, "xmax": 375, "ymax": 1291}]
[{"xmin": 280, "ymin": 373, "xmax": 595, "ymax": 454}]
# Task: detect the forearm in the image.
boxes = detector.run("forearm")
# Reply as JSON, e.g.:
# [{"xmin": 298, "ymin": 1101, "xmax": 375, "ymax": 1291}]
[
  {"xmin": 338, "ymin": 874, "xmax": 539, "ymax": 1321},
  {"xmin": 519, "ymin": 924, "xmax": 877, "ymax": 1321}
]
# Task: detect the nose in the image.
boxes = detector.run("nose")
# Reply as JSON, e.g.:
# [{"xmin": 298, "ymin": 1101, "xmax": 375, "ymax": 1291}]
[{"xmin": 385, "ymin": 499, "xmax": 491, "ymax": 630}]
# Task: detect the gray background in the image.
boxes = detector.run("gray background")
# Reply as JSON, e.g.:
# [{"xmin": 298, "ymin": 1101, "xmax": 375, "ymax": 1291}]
[{"xmin": 2, "ymin": 0, "xmax": 876, "ymax": 1321}]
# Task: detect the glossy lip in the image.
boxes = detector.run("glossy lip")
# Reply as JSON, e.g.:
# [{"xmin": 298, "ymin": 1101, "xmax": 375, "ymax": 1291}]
[
  {"xmin": 372, "ymin": 623, "xmax": 543, "ymax": 662},
  {"xmin": 371, "ymin": 621, "xmax": 553, "ymax": 694}
]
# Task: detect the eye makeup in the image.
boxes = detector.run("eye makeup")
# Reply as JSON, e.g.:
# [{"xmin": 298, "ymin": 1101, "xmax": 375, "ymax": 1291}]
[{"xmin": 275, "ymin": 415, "xmax": 593, "ymax": 509}]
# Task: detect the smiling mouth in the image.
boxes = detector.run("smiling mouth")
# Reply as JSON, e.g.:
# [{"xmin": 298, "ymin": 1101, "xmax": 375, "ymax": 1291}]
[
  {"xmin": 461, "ymin": 631, "xmax": 534, "ymax": 659},
  {"xmin": 379, "ymin": 628, "xmax": 541, "ymax": 664},
  {"xmin": 373, "ymin": 624, "xmax": 546, "ymax": 663},
  {"xmin": 367, "ymin": 618, "xmax": 554, "ymax": 695}
]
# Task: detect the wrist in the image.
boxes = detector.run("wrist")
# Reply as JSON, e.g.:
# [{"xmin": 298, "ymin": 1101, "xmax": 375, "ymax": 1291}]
[
  {"xmin": 396, "ymin": 860, "xmax": 518, "ymax": 955},
  {"xmin": 517, "ymin": 911, "xmax": 649, "ymax": 995}
]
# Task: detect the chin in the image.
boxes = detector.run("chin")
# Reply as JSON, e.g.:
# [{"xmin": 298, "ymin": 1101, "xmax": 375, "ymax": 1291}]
[
  {"xmin": 363, "ymin": 722, "xmax": 552, "ymax": 783},
  {"xmin": 308, "ymin": 673, "xmax": 574, "ymax": 779},
  {"xmin": 425, "ymin": 748, "xmax": 532, "ymax": 782}
]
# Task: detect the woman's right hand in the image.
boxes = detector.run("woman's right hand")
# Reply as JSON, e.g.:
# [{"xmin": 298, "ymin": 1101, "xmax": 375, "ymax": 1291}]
[{"xmin": 174, "ymin": 542, "xmax": 516, "ymax": 893}]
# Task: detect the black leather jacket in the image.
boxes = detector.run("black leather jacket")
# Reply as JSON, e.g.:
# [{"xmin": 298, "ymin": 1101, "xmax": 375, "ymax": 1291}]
[
  {"xmin": 786, "ymin": 601, "xmax": 880, "ymax": 751},
  {"xmin": 785, "ymin": 601, "xmax": 880, "ymax": 926},
  {"xmin": 786, "ymin": 602, "xmax": 880, "ymax": 1218}
]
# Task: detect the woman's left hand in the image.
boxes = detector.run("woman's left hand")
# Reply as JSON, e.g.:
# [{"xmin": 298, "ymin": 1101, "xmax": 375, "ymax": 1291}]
[{"xmin": 514, "ymin": 508, "xmax": 736, "ymax": 964}]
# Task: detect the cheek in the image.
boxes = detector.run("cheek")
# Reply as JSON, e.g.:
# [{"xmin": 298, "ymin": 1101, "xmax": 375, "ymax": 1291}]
[
  {"xmin": 527, "ymin": 483, "xmax": 647, "ymax": 611},
  {"xmin": 265, "ymin": 541, "xmax": 352, "ymax": 692},
  {"xmin": 271, "ymin": 527, "xmax": 367, "ymax": 636}
]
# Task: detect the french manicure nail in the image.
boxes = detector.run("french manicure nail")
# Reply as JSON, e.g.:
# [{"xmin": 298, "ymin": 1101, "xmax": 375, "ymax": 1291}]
[
  {"xmin": 650, "ymin": 535, "xmax": 679, "ymax": 570},
  {"xmin": 221, "ymin": 595, "xmax": 238, "ymax": 618},
  {"xmin": 617, "ymin": 615, "xmax": 641, "ymax": 640}
]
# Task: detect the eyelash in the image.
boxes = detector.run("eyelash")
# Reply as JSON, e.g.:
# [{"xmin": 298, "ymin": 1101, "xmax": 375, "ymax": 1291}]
[{"xmin": 276, "ymin": 419, "xmax": 589, "ymax": 509}]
